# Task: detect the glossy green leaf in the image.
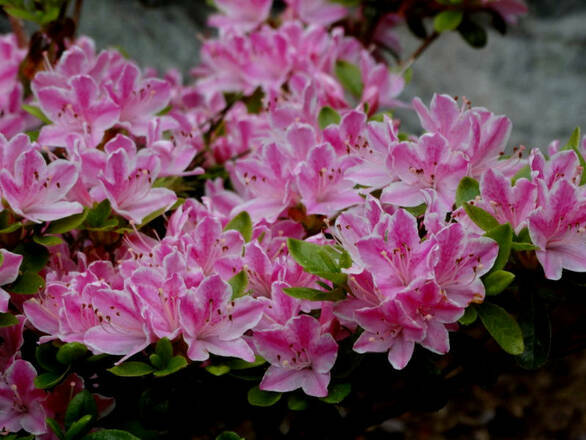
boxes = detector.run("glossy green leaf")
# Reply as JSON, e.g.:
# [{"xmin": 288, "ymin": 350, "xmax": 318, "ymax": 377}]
[
  {"xmin": 108, "ymin": 361, "xmax": 154, "ymax": 377},
  {"xmin": 34, "ymin": 368, "xmax": 69, "ymax": 389},
  {"xmin": 403, "ymin": 203, "xmax": 427, "ymax": 217},
  {"xmin": 455, "ymin": 177, "xmax": 480, "ymax": 207},
  {"xmin": 434, "ymin": 10, "xmax": 463, "ymax": 32},
  {"xmin": 458, "ymin": 306, "xmax": 478, "ymax": 325},
  {"xmin": 335, "ymin": 60, "xmax": 363, "ymax": 98},
  {"xmin": 484, "ymin": 270, "xmax": 515, "ymax": 296},
  {"xmin": 215, "ymin": 432, "xmax": 244, "ymax": 440},
  {"xmin": 65, "ymin": 414, "xmax": 93, "ymax": 440},
  {"xmin": 463, "ymin": 203, "xmax": 500, "ymax": 231},
  {"xmin": 155, "ymin": 338, "xmax": 173, "ymax": 365},
  {"xmin": 6, "ymin": 271, "xmax": 45, "ymax": 295},
  {"xmin": 228, "ymin": 270, "xmax": 248, "ymax": 299},
  {"xmin": 82, "ymin": 429, "xmax": 140, "ymax": 440},
  {"xmin": 283, "ymin": 286, "xmax": 346, "ymax": 302},
  {"xmin": 511, "ymin": 164, "xmax": 531, "ymax": 184},
  {"xmin": 21, "ymin": 104, "xmax": 52, "ymax": 124},
  {"xmin": 247, "ymin": 386, "xmax": 282, "ymax": 407},
  {"xmin": 205, "ymin": 364, "xmax": 231, "ymax": 376},
  {"xmin": 287, "ymin": 394, "xmax": 308, "ymax": 411},
  {"xmin": 516, "ymin": 291, "xmax": 551, "ymax": 369},
  {"xmin": 485, "ymin": 223, "xmax": 513, "ymax": 272},
  {"xmin": 458, "ymin": 19, "xmax": 487, "ymax": 48},
  {"xmin": 47, "ymin": 210, "xmax": 88, "ymax": 234},
  {"xmin": 85, "ymin": 200, "xmax": 112, "ymax": 228},
  {"xmin": 0, "ymin": 222, "xmax": 23, "ymax": 234},
  {"xmin": 562, "ymin": 127, "xmax": 586, "ymax": 185},
  {"xmin": 321, "ymin": 383, "xmax": 351, "ymax": 404},
  {"xmin": 65, "ymin": 390, "xmax": 98, "ymax": 429},
  {"xmin": 226, "ymin": 355, "xmax": 266, "ymax": 370},
  {"xmin": 511, "ymin": 242, "xmax": 539, "ymax": 251},
  {"xmin": 36, "ymin": 343, "xmax": 62, "ymax": 373},
  {"xmin": 224, "ymin": 211, "xmax": 253, "ymax": 242},
  {"xmin": 0, "ymin": 312, "xmax": 18, "ymax": 328},
  {"xmin": 318, "ymin": 106, "xmax": 341, "ymax": 129},
  {"xmin": 13, "ymin": 242, "xmax": 49, "ymax": 273},
  {"xmin": 477, "ymin": 302, "xmax": 524, "ymax": 355},
  {"xmin": 153, "ymin": 355, "xmax": 188, "ymax": 377},
  {"xmin": 57, "ymin": 342, "xmax": 88, "ymax": 365},
  {"xmin": 33, "ymin": 235, "xmax": 64, "ymax": 247},
  {"xmin": 47, "ymin": 418, "xmax": 65, "ymax": 440}
]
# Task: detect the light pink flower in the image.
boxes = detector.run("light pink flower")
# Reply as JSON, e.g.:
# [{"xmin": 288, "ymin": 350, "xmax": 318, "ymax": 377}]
[
  {"xmin": 179, "ymin": 275, "xmax": 264, "ymax": 362},
  {"xmin": 208, "ymin": 0, "xmax": 272, "ymax": 33},
  {"xmin": 0, "ymin": 249, "xmax": 23, "ymax": 312},
  {"xmin": 284, "ymin": 0, "xmax": 347, "ymax": 26},
  {"xmin": 254, "ymin": 314, "xmax": 338, "ymax": 397}
]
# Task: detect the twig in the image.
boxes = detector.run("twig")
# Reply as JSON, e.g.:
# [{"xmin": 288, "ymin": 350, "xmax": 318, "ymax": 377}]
[
  {"xmin": 400, "ymin": 31, "xmax": 440, "ymax": 73},
  {"xmin": 8, "ymin": 15, "xmax": 27, "ymax": 49},
  {"xmin": 73, "ymin": 0, "xmax": 84, "ymax": 31}
]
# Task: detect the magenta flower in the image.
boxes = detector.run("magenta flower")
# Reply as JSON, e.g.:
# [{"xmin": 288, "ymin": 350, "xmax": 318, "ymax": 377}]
[
  {"xmin": 297, "ymin": 143, "xmax": 362, "ymax": 216},
  {"xmin": 353, "ymin": 298, "xmax": 424, "ymax": 370},
  {"xmin": 35, "ymin": 74, "xmax": 120, "ymax": 148},
  {"xmin": 528, "ymin": 179, "xmax": 586, "ymax": 280},
  {"xmin": 0, "ymin": 149, "xmax": 82, "ymax": 223},
  {"xmin": 284, "ymin": 0, "xmax": 347, "ymax": 26},
  {"xmin": 179, "ymin": 275, "xmax": 264, "ymax": 362},
  {"xmin": 93, "ymin": 135, "xmax": 177, "ymax": 224},
  {"xmin": 254, "ymin": 314, "xmax": 338, "ymax": 397},
  {"xmin": 0, "ymin": 249, "xmax": 22, "ymax": 313},
  {"xmin": 530, "ymin": 149, "xmax": 582, "ymax": 189},
  {"xmin": 208, "ymin": 0, "xmax": 272, "ymax": 33},
  {"xmin": 0, "ymin": 360, "xmax": 48, "ymax": 435},
  {"xmin": 381, "ymin": 133, "xmax": 467, "ymax": 213}
]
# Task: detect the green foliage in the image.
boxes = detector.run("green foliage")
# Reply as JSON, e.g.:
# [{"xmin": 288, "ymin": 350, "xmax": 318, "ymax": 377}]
[
  {"xmin": 516, "ymin": 292, "xmax": 551, "ymax": 369},
  {"xmin": 286, "ymin": 238, "xmax": 352, "ymax": 285},
  {"xmin": 65, "ymin": 391, "xmax": 97, "ymax": 429},
  {"xmin": 57, "ymin": 342, "xmax": 89, "ymax": 365},
  {"xmin": 320, "ymin": 383, "xmax": 351, "ymax": 404},
  {"xmin": 21, "ymin": 104, "xmax": 51, "ymax": 124},
  {"xmin": 247, "ymin": 386, "xmax": 282, "ymax": 407},
  {"xmin": 458, "ymin": 306, "xmax": 478, "ymax": 325},
  {"xmin": 0, "ymin": 0, "xmax": 64, "ymax": 25},
  {"xmin": 224, "ymin": 211, "xmax": 253, "ymax": 242},
  {"xmin": 47, "ymin": 210, "xmax": 89, "ymax": 234},
  {"xmin": 108, "ymin": 362, "xmax": 154, "ymax": 377},
  {"xmin": 477, "ymin": 302, "xmax": 524, "ymax": 355},
  {"xmin": 228, "ymin": 270, "xmax": 248, "ymax": 299},
  {"xmin": 483, "ymin": 270, "xmax": 515, "ymax": 296},
  {"xmin": 34, "ymin": 368, "xmax": 70, "ymax": 389},
  {"xmin": 562, "ymin": 127, "xmax": 586, "ymax": 185},
  {"xmin": 335, "ymin": 60, "xmax": 363, "ymax": 98},
  {"xmin": 485, "ymin": 224, "xmax": 513, "ymax": 272},
  {"xmin": 433, "ymin": 10, "xmax": 463, "ymax": 32},
  {"xmin": 33, "ymin": 235, "xmax": 64, "ymax": 247},
  {"xmin": 455, "ymin": 177, "xmax": 480, "ymax": 208},
  {"xmin": 463, "ymin": 203, "xmax": 499, "ymax": 231},
  {"xmin": 283, "ymin": 286, "xmax": 346, "ymax": 301},
  {"xmin": 6, "ymin": 271, "xmax": 45, "ymax": 294},
  {"xmin": 82, "ymin": 430, "xmax": 140, "ymax": 440},
  {"xmin": 318, "ymin": 106, "xmax": 341, "ymax": 129},
  {"xmin": 216, "ymin": 432, "xmax": 245, "ymax": 440},
  {"xmin": 287, "ymin": 394, "xmax": 308, "ymax": 411},
  {"xmin": 0, "ymin": 312, "xmax": 18, "ymax": 327},
  {"xmin": 458, "ymin": 18, "xmax": 488, "ymax": 48}
]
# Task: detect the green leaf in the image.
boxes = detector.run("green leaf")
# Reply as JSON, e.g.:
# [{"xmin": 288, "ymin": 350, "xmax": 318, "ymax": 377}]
[
  {"xmin": 477, "ymin": 302, "xmax": 524, "ymax": 355},
  {"xmin": 0, "ymin": 312, "xmax": 18, "ymax": 328},
  {"xmin": 34, "ymin": 368, "xmax": 69, "ymax": 389},
  {"xmin": 82, "ymin": 429, "xmax": 141, "ymax": 440},
  {"xmin": 156, "ymin": 104, "xmax": 172, "ymax": 116},
  {"xmin": 149, "ymin": 354, "xmax": 164, "ymax": 370},
  {"xmin": 205, "ymin": 364, "xmax": 231, "ymax": 376},
  {"xmin": 47, "ymin": 418, "xmax": 65, "ymax": 440},
  {"xmin": 434, "ymin": 10, "xmax": 463, "ymax": 32},
  {"xmin": 244, "ymin": 87, "xmax": 264, "ymax": 114},
  {"xmin": 458, "ymin": 19, "xmax": 487, "ymax": 48},
  {"xmin": 36, "ymin": 343, "xmax": 62, "ymax": 373},
  {"xmin": 283, "ymin": 286, "xmax": 346, "ymax": 302},
  {"xmin": 511, "ymin": 242, "xmax": 539, "ymax": 251},
  {"xmin": 247, "ymin": 386, "xmax": 282, "ymax": 407},
  {"xmin": 13, "ymin": 242, "xmax": 49, "ymax": 272},
  {"xmin": 516, "ymin": 291, "xmax": 551, "ymax": 370},
  {"xmin": 318, "ymin": 106, "xmax": 341, "ymax": 129},
  {"xmin": 85, "ymin": 200, "xmax": 112, "ymax": 228},
  {"xmin": 21, "ymin": 104, "xmax": 52, "ymax": 124},
  {"xmin": 0, "ymin": 222, "xmax": 22, "ymax": 234},
  {"xmin": 6, "ymin": 271, "xmax": 45, "ymax": 295},
  {"xmin": 57, "ymin": 342, "xmax": 88, "ymax": 365},
  {"xmin": 47, "ymin": 210, "xmax": 88, "ymax": 234},
  {"xmin": 224, "ymin": 211, "xmax": 253, "ymax": 242},
  {"xmin": 485, "ymin": 223, "xmax": 513, "ymax": 272},
  {"xmin": 403, "ymin": 203, "xmax": 427, "ymax": 217},
  {"xmin": 458, "ymin": 306, "xmax": 478, "ymax": 325},
  {"xmin": 335, "ymin": 60, "xmax": 363, "ymax": 98},
  {"xmin": 287, "ymin": 394, "xmax": 308, "ymax": 411},
  {"xmin": 33, "ymin": 235, "xmax": 64, "ymax": 247},
  {"xmin": 65, "ymin": 390, "xmax": 98, "ymax": 429},
  {"xmin": 483, "ymin": 270, "xmax": 515, "ymax": 296},
  {"xmin": 153, "ymin": 355, "xmax": 188, "ymax": 377},
  {"xmin": 562, "ymin": 127, "xmax": 586, "ymax": 185},
  {"xmin": 228, "ymin": 270, "xmax": 248, "ymax": 299},
  {"xmin": 225, "ymin": 355, "xmax": 266, "ymax": 370},
  {"xmin": 463, "ymin": 203, "xmax": 500, "ymax": 231},
  {"xmin": 321, "ymin": 383, "xmax": 351, "ymax": 404},
  {"xmin": 564, "ymin": 126, "xmax": 581, "ymax": 149},
  {"xmin": 511, "ymin": 164, "xmax": 531, "ymax": 185},
  {"xmin": 155, "ymin": 338, "xmax": 173, "ymax": 365},
  {"xmin": 215, "ymin": 432, "xmax": 244, "ymax": 440},
  {"xmin": 287, "ymin": 239, "xmax": 348, "ymax": 279},
  {"xmin": 455, "ymin": 177, "xmax": 480, "ymax": 208},
  {"xmin": 108, "ymin": 361, "xmax": 154, "ymax": 377},
  {"xmin": 65, "ymin": 414, "xmax": 94, "ymax": 440}
]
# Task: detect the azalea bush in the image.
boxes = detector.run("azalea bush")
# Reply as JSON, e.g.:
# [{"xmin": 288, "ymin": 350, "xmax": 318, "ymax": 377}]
[{"xmin": 1, "ymin": 0, "xmax": 585, "ymax": 438}]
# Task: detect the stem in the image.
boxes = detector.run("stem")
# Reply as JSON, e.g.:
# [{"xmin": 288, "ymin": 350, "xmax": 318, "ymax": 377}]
[
  {"xmin": 73, "ymin": 0, "xmax": 84, "ymax": 30},
  {"xmin": 400, "ymin": 31, "xmax": 440, "ymax": 73},
  {"xmin": 8, "ymin": 16, "xmax": 27, "ymax": 49}
]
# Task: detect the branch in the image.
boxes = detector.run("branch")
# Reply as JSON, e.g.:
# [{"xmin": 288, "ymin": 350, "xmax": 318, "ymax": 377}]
[
  {"xmin": 8, "ymin": 15, "xmax": 27, "ymax": 48},
  {"xmin": 400, "ymin": 31, "xmax": 440, "ymax": 72}
]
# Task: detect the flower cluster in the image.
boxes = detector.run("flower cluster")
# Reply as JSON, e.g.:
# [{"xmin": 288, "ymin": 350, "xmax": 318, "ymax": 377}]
[{"xmin": 4, "ymin": 0, "xmax": 585, "ymax": 437}]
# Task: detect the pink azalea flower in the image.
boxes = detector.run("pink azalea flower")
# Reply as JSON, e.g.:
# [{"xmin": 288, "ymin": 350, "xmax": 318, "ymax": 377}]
[
  {"xmin": 353, "ymin": 298, "xmax": 424, "ymax": 370},
  {"xmin": 254, "ymin": 314, "xmax": 338, "ymax": 397},
  {"xmin": 381, "ymin": 133, "xmax": 468, "ymax": 213},
  {"xmin": 0, "ymin": 360, "xmax": 48, "ymax": 435},
  {"xmin": 530, "ymin": 149, "xmax": 582, "ymax": 189},
  {"xmin": 208, "ymin": 0, "xmax": 272, "ymax": 33},
  {"xmin": 23, "ymin": 283, "xmax": 69, "ymax": 342},
  {"xmin": 528, "ymin": 179, "xmax": 586, "ymax": 280},
  {"xmin": 92, "ymin": 135, "xmax": 177, "ymax": 224},
  {"xmin": 397, "ymin": 280, "xmax": 463, "ymax": 355},
  {"xmin": 179, "ymin": 275, "xmax": 264, "ymax": 362},
  {"xmin": 432, "ymin": 223, "xmax": 499, "ymax": 307},
  {"xmin": 256, "ymin": 282, "xmax": 303, "ymax": 329},
  {"xmin": 35, "ymin": 74, "xmax": 120, "ymax": 148},
  {"xmin": 356, "ymin": 209, "xmax": 435, "ymax": 296},
  {"xmin": 284, "ymin": 0, "xmax": 348, "ymax": 26},
  {"xmin": 104, "ymin": 62, "xmax": 172, "ymax": 136},
  {"xmin": 0, "ymin": 149, "xmax": 83, "ymax": 223},
  {"xmin": 297, "ymin": 143, "xmax": 362, "ymax": 216}
]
